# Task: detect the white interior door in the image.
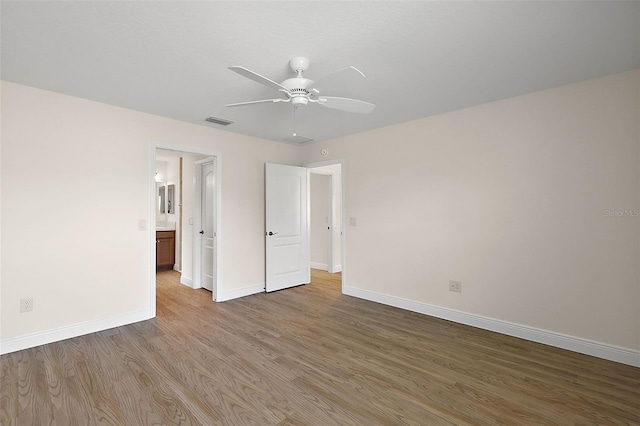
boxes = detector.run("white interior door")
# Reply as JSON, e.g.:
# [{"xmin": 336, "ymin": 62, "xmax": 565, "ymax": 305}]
[
  {"xmin": 200, "ymin": 161, "xmax": 216, "ymax": 292},
  {"xmin": 265, "ymin": 163, "xmax": 310, "ymax": 292}
]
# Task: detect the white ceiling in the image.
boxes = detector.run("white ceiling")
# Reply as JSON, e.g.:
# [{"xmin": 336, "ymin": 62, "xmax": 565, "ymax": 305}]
[{"xmin": 2, "ymin": 1, "xmax": 639, "ymax": 145}]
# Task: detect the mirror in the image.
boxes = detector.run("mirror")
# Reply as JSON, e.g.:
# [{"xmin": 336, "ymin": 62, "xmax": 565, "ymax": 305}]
[
  {"xmin": 157, "ymin": 183, "xmax": 175, "ymax": 215},
  {"xmin": 158, "ymin": 183, "xmax": 166, "ymax": 214},
  {"xmin": 167, "ymin": 184, "xmax": 175, "ymax": 214}
]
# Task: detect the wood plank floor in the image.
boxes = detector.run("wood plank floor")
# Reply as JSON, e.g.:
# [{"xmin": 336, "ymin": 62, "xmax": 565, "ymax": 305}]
[{"xmin": 1, "ymin": 269, "xmax": 639, "ymax": 425}]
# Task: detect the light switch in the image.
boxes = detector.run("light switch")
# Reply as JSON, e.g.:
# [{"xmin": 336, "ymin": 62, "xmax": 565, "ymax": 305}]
[
  {"xmin": 138, "ymin": 219, "xmax": 146, "ymax": 230},
  {"xmin": 349, "ymin": 217, "xmax": 357, "ymax": 226},
  {"xmin": 189, "ymin": 218, "xmax": 194, "ymax": 225}
]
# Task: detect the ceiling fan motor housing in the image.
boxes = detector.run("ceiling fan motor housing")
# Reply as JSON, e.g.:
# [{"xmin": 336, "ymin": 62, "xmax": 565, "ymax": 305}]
[
  {"xmin": 282, "ymin": 77, "xmax": 313, "ymax": 108},
  {"xmin": 282, "ymin": 78, "xmax": 313, "ymax": 92},
  {"xmin": 289, "ymin": 56, "xmax": 310, "ymax": 73}
]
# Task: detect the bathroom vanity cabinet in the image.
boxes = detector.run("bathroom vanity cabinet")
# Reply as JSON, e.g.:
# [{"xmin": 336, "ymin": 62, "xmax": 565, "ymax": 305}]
[{"xmin": 156, "ymin": 230, "xmax": 175, "ymax": 271}]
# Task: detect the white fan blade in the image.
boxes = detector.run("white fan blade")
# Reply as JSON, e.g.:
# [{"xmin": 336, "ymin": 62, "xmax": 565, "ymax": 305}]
[
  {"xmin": 228, "ymin": 66, "xmax": 289, "ymax": 92},
  {"xmin": 306, "ymin": 66, "xmax": 366, "ymax": 94},
  {"xmin": 318, "ymin": 96, "xmax": 375, "ymax": 114},
  {"xmin": 225, "ymin": 98, "xmax": 286, "ymax": 107}
]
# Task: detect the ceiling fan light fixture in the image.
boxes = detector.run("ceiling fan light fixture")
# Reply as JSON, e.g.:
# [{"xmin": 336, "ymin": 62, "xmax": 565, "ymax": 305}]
[{"xmin": 291, "ymin": 97, "xmax": 308, "ymax": 108}]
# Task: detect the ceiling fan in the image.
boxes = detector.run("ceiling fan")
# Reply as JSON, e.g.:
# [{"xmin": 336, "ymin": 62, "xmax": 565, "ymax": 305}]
[{"xmin": 225, "ymin": 57, "xmax": 376, "ymax": 114}]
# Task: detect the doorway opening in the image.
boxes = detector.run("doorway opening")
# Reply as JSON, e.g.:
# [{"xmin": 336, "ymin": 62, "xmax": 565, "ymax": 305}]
[
  {"xmin": 150, "ymin": 146, "xmax": 222, "ymax": 317},
  {"xmin": 263, "ymin": 160, "xmax": 345, "ymax": 294},
  {"xmin": 307, "ymin": 160, "xmax": 344, "ymax": 291}
]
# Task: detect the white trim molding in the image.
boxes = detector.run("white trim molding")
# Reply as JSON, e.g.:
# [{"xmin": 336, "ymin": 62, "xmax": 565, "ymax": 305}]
[
  {"xmin": 180, "ymin": 275, "xmax": 193, "ymax": 287},
  {"xmin": 343, "ymin": 285, "xmax": 640, "ymax": 367},
  {"xmin": 0, "ymin": 309, "xmax": 152, "ymax": 355},
  {"xmin": 216, "ymin": 283, "xmax": 265, "ymax": 302},
  {"xmin": 310, "ymin": 262, "xmax": 329, "ymax": 271}
]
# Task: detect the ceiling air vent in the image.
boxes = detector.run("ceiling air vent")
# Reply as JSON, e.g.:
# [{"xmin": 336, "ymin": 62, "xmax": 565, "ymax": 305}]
[
  {"xmin": 282, "ymin": 135, "xmax": 314, "ymax": 144},
  {"xmin": 205, "ymin": 116, "xmax": 234, "ymax": 126}
]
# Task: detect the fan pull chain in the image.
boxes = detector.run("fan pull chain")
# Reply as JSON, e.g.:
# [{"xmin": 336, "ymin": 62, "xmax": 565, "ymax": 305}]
[{"xmin": 292, "ymin": 108, "xmax": 297, "ymax": 136}]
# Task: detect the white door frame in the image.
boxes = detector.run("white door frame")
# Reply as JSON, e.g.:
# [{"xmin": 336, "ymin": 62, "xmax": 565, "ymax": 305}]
[
  {"xmin": 193, "ymin": 157, "xmax": 218, "ymax": 298},
  {"xmin": 150, "ymin": 144, "xmax": 223, "ymax": 316},
  {"xmin": 306, "ymin": 159, "xmax": 345, "ymax": 292}
]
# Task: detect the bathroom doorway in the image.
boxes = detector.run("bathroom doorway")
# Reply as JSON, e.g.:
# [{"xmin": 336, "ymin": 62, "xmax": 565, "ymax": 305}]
[{"xmin": 151, "ymin": 146, "xmax": 222, "ymax": 316}]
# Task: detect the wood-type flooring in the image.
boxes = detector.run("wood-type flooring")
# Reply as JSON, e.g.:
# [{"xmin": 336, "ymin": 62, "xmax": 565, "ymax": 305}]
[{"xmin": 1, "ymin": 269, "xmax": 638, "ymax": 425}]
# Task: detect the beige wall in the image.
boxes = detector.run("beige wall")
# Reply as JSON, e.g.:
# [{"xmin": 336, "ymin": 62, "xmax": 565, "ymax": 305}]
[
  {"xmin": 302, "ymin": 70, "xmax": 640, "ymax": 351},
  {"xmin": 0, "ymin": 81, "xmax": 302, "ymax": 342},
  {"xmin": 310, "ymin": 173, "xmax": 330, "ymax": 269},
  {"xmin": 2, "ymin": 70, "xmax": 638, "ymax": 358},
  {"xmin": 309, "ymin": 163, "xmax": 343, "ymax": 272}
]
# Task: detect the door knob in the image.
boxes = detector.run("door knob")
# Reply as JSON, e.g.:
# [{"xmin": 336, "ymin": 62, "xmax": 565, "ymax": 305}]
[
  {"xmin": 199, "ymin": 230, "xmax": 204, "ymax": 234},
  {"xmin": 268, "ymin": 231, "xmax": 278, "ymax": 236}
]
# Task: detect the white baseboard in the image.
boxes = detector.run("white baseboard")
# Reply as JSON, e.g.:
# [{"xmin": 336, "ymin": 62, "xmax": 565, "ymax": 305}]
[
  {"xmin": 331, "ymin": 264, "xmax": 342, "ymax": 273},
  {"xmin": 310, "ymin": 262, "xmax": 328, "ymax": 271},
  {"xmin": 343, "ymin": 285, "xmax": 640, "ymax": 367},
  {"xmin": 0, "ymin": 309, "xmax": 152, "ymax": 355},
  {"xmin": 216, "ymin": 283, "xmax": 264, "ymax": 302},
  {"xmin": 180, "ymin": 275, "xmax": 193, "ymax": 287}
]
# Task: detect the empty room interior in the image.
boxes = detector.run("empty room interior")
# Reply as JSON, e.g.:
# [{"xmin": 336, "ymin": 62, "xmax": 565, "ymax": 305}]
[{"xmin": 1, "ymin": 2, "xmax": 639, "ymax": 424}]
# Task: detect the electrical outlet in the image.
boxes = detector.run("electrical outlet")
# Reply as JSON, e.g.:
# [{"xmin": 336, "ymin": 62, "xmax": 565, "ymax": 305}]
[
  {"xmin": 449, "ymin": 280, "xmax": 462, "ymax": 293},
  {"xmin": 20, "ymin": 297, "xmax": 33, "ymax": 313}
]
